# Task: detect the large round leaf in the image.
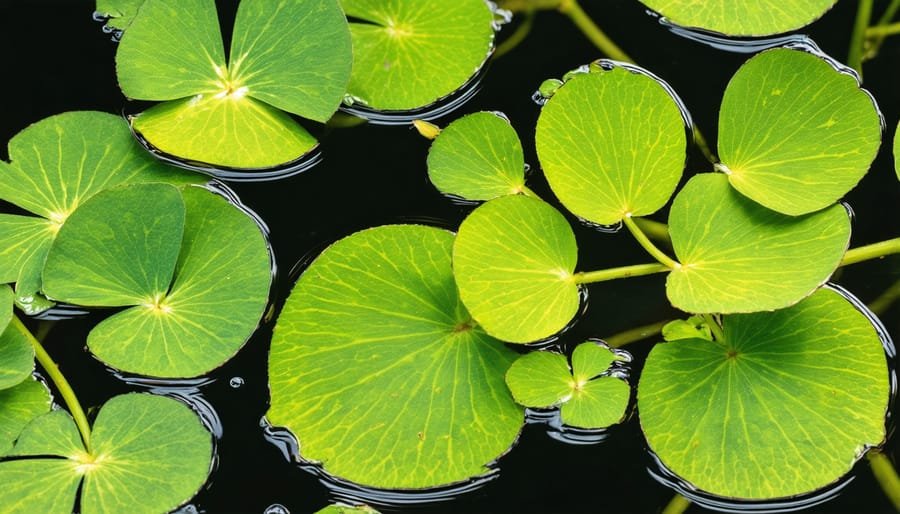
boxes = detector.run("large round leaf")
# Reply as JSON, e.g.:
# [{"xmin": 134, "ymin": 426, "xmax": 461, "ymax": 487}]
[
  {"xmin": 0, "ymin": 393, "xmax": 213, "ymax": 514},
  {"xmin": 637, "ymin": 0, "xmax": 836, "ymax": 36},
  {"xmin": 268, "ymin": 224, "xmax": 523, "ymax": 489},
  {"xmin": 340, "ymin": 0, "xmax": 495, "ymax": 110},
  {"xmin": 41, "ymin": 183, "xmax": 185, "ymax": 307},
  {"xmin": 535, "ymin": 66, "xmax": 687, "ymax": 225},
  {"xmin": 718, "ymin": 48, "xmax": 881, "ymax": 215},
  {"xmin": 86, "ymin": 184, "xmax": 272, "ymax": 377},
  {"xmin": 666, "ymin": 173, "xmax": 850, "ymax": 313},
  {"xmin": 427, "ymin": 111, "xmax": 526, "ymax": 201},
  {"xmin": 639, "ymin": 286, "xmax": 889, "ymax": 499},
  {"xmin": 453, "ymin": 194, "xmax": 580, "ymax": 343}
]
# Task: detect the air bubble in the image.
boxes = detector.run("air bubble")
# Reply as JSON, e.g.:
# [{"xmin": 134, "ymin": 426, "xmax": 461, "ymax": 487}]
[{"xmin": 229, "ymin": 376, "xmax": 244, "ymax": 388}]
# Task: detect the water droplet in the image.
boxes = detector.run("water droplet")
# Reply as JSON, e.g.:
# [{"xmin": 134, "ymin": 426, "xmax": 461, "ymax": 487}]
[{"xmin": 229, "ymin": 376, "xmax": 244, "ymax": 388}]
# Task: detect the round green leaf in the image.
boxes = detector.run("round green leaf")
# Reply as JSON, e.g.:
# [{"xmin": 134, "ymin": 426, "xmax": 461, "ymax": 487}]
[
  {"xmin": 453, "ymin": 194, "xmax": 580, "ymax": 343},
  {"xmin": 0, "ymin": 317, "xmax": 35, "ymax": 391},
  {"xmin": 427, "ymin": 111, "xmax": 526, "ymax": 201},
  {"xmin": 718, "ymin": 48, "xmax": 881, "ymax": 215},
  {"xmin": 667, "ymin": 173, "xmax": 850, "ymax": 313},
  {"xmin": 87, "ymin": 185, "xmax": 272, "ymax": 377},
  {"xmin": 637, "ymin": 0, "xmax": 836, "ymax": 36},
  {"xmin": 268, "ymin": 224, "xmax": 522, "ymax": 489},
  {"xmin": 505, "ymin": 351, "xmax": 573, "ymax": 407},
  {"xmin": 535, "ymin": 66, "xmax": 687, "ymax": 225},
  {"xmin": 0, "ymin": 393, "xmax": 213, "ymax": 514},
  {"xmin": 0, "ymin": 377, "xmax": 51, "ymax": 456},
  {"xmin": 340, "ymin": 0, "xmax": 495, "ymax": 110},
  {"xmin": 638, "ymin": 286, "xmax": 889, "ymax": 499},
  {"xmin": 130, "ymin": 94, "xmax": 318, "ymax": 169},
  {"xmin": 41, "ymin": 183, "xmax": 185, "ymax": 307},
  {"xmin": 560, "ymin": 376, "xmax": 630, "ymax": 429}
]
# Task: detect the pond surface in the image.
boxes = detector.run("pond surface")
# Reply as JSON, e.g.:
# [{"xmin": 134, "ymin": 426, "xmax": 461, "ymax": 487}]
[{"xmin": 1, "ymin": 0, "xmax": 899, "ymax": 512}]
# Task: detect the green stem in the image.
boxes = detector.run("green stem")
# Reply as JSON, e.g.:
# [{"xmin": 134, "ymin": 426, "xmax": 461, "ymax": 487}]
[
  {"xmin": 494, "ymin": 8, "xmax": 536, "ymax": 58},
  {"xmin": 573, "ymin": 262, "xmax": 669, "ymax": 284},
  {"xmin": 623, "ymin": 215, "xmax": 680, "ymax": 269},
  {"xmin": 12, "ymin": 315, "xmax": 92, "ymax": 453},
  {"xmin": 701, "ymin": 313, "xmax": 725, "ymax": 342},
  {"xmin": 840, "ymin": 238, "xmax": 900, "ymax": 266},
  {"xmin": 866, "ymin": 21, "xmax": 900, "ymax": 37},
  {"xmin": 557, "ymin": 0, "xmax": 633, "ymax": 62},
  {"xmin": 661, "ymin": 494, "xmax": 692, "ymax": 514},
  {"xmin": 868, "ymin": 451, "xmax": 900, "ymax": 511},
  {"xmin": 603, "ymin": 319, "xmax": 670, "ymax": 347},
  {"xmin": 868, "ymin": 279, "xmax": 900, "ymax": 317},
  {"xmin": 866, "ymin": 0, "xmax": 900, "ymax": 57},
  {"xmin": 878, "ymin": 0, "xmax": 900, "ymax": 26},
  {"xmin": 632, "ymin": 217, "xmax": 671, "ymax": 246},
  {"xmin": 848, "ymin": 0, "xmax": 874, "ymax": 78}
]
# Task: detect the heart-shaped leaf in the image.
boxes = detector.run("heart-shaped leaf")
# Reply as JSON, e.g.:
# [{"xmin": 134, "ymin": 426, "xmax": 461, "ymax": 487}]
[
  {"xmin": 340, "ymin": 0, "xmax": 496, "ymax": 111},
  {"xmin": 637, "ymin": 0, "xmax": 837, "ymax": 36},
  {"xmin": 718, "ymin": 47, "xmax": 881, "ymax": 215},
  {"xmin": 639, "ymin": 286, "xmax": 889, "ymax": 499},
  {"xmin": 453, "ymin": 194, "xmax": 580, "ymax": 343},
  {"xmin": 0, "ymin": 393, "xmax": 213, "ymax": 514},
  {"xmin": 118, "ymin": 0, "xmax": 351, "ymax": 170},
  {"xmin": 426, "ymin": 111, "xmax": 526, "ymax": 201},
  {"xmin": 0, "ymin": 376, "xmax": 51, "ymax": 456},
  {"xmin": 268, "ymin": 224, "xmax": 522, "ymax": 489},
  {"xmin": 666, "ymin": 173, "xmax": 850, "ymax": 313}
]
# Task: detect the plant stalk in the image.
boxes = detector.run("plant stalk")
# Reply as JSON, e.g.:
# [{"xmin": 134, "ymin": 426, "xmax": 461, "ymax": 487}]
[
  {"xmin": 701, "ymin": 313, "xmax": 725, "ymax": 342},
  {"xmin": 866, "ymin": 21, "xmax": 900, "ymax": 37},
  {"xmin": 603, "ymin": 318, "xmax": 670, "ymax": 347},
  {"xmin": 866, "ymin": 0, "xmax": 900, "ymax": 57},
  {"xmin": 557, "ymin": 0, "xmax": 633, "ymax": 62},
  {"xmin": 848, "ymin": 0, "xmax": 875, "ymax": 78},
  {"xmin": 623, "ymin": 215, "xmax": 680, "ymax": 269},
  {"xmin": 12, "ymin": 315, "xmax": 92, "ymax": 453},
  {"xmin": 868, "ymin": 450, "xmax": 900, "ymax": 511},
  {"xmin": 661, "ymin": 493, "xmax": 692, "ymax": 514},
  {"xmin": 573, "ymin": 262, "xmax": 669, "ymax": 284},
  {"xmin": 840, "ymin": 237, "xmax": 900, "ymax": 266},
  {"xmin": 868, "ymin": 279, "xmax": 900, "ymax": 316},
  {"xmin": 632, "ymin": 217, "xmax": 671, "ymax": 246},
  {"xmin": 494, "ymin": 8, "xmax": 537, "ymax": 58}
]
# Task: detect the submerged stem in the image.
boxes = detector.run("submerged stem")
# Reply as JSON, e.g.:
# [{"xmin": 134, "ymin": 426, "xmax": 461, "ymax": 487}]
[
  {"xmin": 868, "ymin": 451, "xmax": 900, "ymax": 511},
  {"xmin": 840, "ymin": 238, "xmax": 900, "ymax": 267},
  {"xmin": 866, "ymin": 0, "xmax": 900, "ymax": 57},
  {"xmin": 661, "ymin": 494, "xmax": 692, "ymax": 514},
  {"xmin": 632, "ymin": 217, "xmax": 671, "ymax": 246},
  {"xmin": 623, "ymin": 215, "xmax": 680, "ymax": 269},
  {"xmin": 849, "ymin": 0, "xmax": 875, "ymax": 78},
  {"xmin": 603, "ymin": 318, "xmax": 670, "ymax": 347},
  {"xmin": 869, "ymin": 279, "xmax": 900, "ymax": 316},
  {"xmin": 557, "ymin": 0, "xmax": 633, "ymax": 62},
  {"xmin": 866, "ymin": 21, "xmax": 900, "ymax": 37},
  {"xmin": 573, "ymin": 262, "xmax": 669, "ymax": 284},
  {"xmin": 494, "ymin": 8, "xmax": 536, "ymax": 58},
  {"xmin": 12, "ymin": 316, "xmax": 92, "ymax": 453}
]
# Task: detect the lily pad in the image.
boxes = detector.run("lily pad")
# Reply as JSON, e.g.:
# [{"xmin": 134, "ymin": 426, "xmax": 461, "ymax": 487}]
[
  {"xmin": 268, "ymin": 224, "xmax": 523, "ymax": 489},
  {"xmin": 0, "ymin": 393, "xmax": 213, "ymax": 514},
  {"xmin": 638, "ymin": 0, "xmax": 837, "ymax": 36},
  {"xmin": 0, "ymin": 316, "xmax": 36, "ymax": 391},
  {"xmin": 117, "ymin": 0, "xmax": 351, "ymax": 169},
  {"xmin": 0, "ymin": 376, "xmax": 51, "ymax": 456},
  {"xmin": 340, "ymin": 0, "xmax": 496, "ymax": 111},
  {"xmin": 453, "ymin": 194, "xmax": 580, "ymax": 343},
  {"xmin": 535, "ymin": 64, "xmax": 687, "ymax": 225},
  {"xmin": 505, "ymin": 342, "xmax": 631, "ymax": 428},
  {"xmin": 638, "ymin": 286, "xmax": 889, "ymax": 499},
  {"xmin": 718, "ymin": 48, "xmax": 881, "ymax": 215},
  {"xmin": 666, "ymin": 173, "xmax": 850, "ymax": 313},
  {"xmin": 42, "ymin": 183, "xmax": 272, "ymax": 377},
  {"xmin": 427, "ymin": 111, "xmax": 526, "ymax": 201}
]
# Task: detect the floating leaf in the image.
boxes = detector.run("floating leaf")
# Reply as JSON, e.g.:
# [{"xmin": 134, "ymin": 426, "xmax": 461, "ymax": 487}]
[
  {"xmin": 118, "ymin": 0, "xmax": 351, "ymax": 169},
  {"xmin": 426, "ymin": 111, "xmax": 526, "ymax": 201},
  {"xmin": 638, "ymin": 286, "xmax": 889, "ymax": 499},
  {"xmin": 666, "ymin": 173, "xmax": 850, "ymax": 313},
  {"xmin": 637, "ymin": 0, "xmax": 837, "ymax": 36},
  {"xmin": 453, "ymin": 194, "xmax": 580, "ymax": 343},
  {"xmin": 0, "ymin": 377, "xmax": 51, "ymax": 456},
  {"xmin": 718, "ymin": 48, "xmax": 881, "ymax": 215},
  {"xmin": 506, "ymin": 342, "xmax": 630, "ymax": 428},
  {"xmin": 268, "ymin": 224, "xmax": 522, "ymax": 489},
  {"xmin": 535, "ymin": 65, "xmax": 687, "ymax": 225},
  {"xmin": 0, "ymin": 316, "xmax": 35, "ymax": 391},
  {"xmin": 340, "ymin": 0, "xmax": 495, "ymax": 111},
  {"xmin": 0, "ymin": 393, "xmax": 213, "ymax": 514}
]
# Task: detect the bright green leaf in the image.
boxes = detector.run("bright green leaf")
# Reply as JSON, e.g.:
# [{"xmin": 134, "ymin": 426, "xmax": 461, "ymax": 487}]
[
  {"xmin": 560, "ymin": 376, "xmax": 630, "ymax": 429},
  {"xmin": 0, "ymin": 377, "xmax": 51, "ymax": 456},
  {"xmin": 718, "ymin": 48, "xmax": 881, "ymax": 215},
  {"xmin": 94, "ymin": 0, "xmax": 146, "ymax": 31},
  {"xmin": 427, "ymin": 111, "xmax": 526, "ymax": 201},
  {"xmin": 661, "ymin": 316, "xmax": 712, "ymax": 342},
  {"xmin": 268, "ymin": 224, "xmax": 522, "ymax": 489},
  {"xmin": 639, "ymin": 287, "xmax": 889, "ymax": 498},
  {"xmin": 535, "ymin": 66, "xmax": 686, "ymax": 225},
  {"xmin": 0, "ymin": 284, "xmax": 11, "ymax": 331},
  {"xmin": 667, "ymin": 173, "xmax": 850, "ymax": 313},
  {"xmin": 87, "ymin": 185, "xmax": 272, "ymax": 377},
  {"xmin": 0, "ymin": 215, "xmax": 55, "ymax": 285},
  {"xmin": 0, "ymin": 317, "xmax": 34, "ymax": 391},
  {"xmin": 42, "ymin": 183, "xmax": 185, "ymax": 307},
  {"xmin": 505, "ymin": 351, "xmax": 573, "ymax": 407},
  {"xmin": 453, "ymin": 194, "xmax": 580, "ymax": 343},
  {"xmin": 340, "ymin": 0, "xmax": 495, "ymax": 110},
  {"xmin": 315, "ymin": 506, "xmax": 381, "ymax": 514},
  {"xmin": 637, "ymin": 0, "xmax": 836, "ymax": 36}
]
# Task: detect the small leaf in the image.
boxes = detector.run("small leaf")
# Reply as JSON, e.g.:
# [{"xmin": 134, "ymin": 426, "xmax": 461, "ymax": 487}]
[
  {"xmin": 535, "ymin": 65, "xmax": 686, "ymax": 225},
  {"xmin": 560, "ymin": 376, "xmax": 630, "ymax": 429},
  {"xmin": 340, "ymin": 0, "xmax": 495, "ymax": 110},
  {"xmin": 662, "ymin": 316, "xmax": 712, "ymax": 342},
  {"xmin": 666, "ymin": 173, "xmax": 850, "ymax": 313},
  {"xmin": 505, "ymin": 351, "xmax": 573, "ymax": 407},
  {"xmin": 427, "ymin": 111, "xmax": 526, "ymax": 201},
  {"xmin": 453, "ymin": 194, "xmax": 580, "ymax": 343},
  {"xmin": 639, "ymin": 286, "xmax": 889, "ymax": 498},
  {"xmin": 637, "ymin": 0, "xmax": 837, "ymax": 36},
  {"xmin": 268, "ymin": 224, "xmax": 522, "ymax": 489},
  {"xmin": 718, "ymin": 48, "xmax": 881, "ymax": 215},
  {"xmin": 0, "ymin": 377, "xmax": 51, "ymax": 456}
]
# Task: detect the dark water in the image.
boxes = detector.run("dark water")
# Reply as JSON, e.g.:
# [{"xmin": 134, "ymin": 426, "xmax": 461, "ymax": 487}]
[{"xmin": 1, "ymin": 1, "xmax": 899, "ymax": 513}]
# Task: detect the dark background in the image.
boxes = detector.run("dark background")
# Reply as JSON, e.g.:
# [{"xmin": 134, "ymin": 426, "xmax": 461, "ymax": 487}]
[{"xmin": 1, "ymin": 1, "xmax": 899, "ymax": 513}]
